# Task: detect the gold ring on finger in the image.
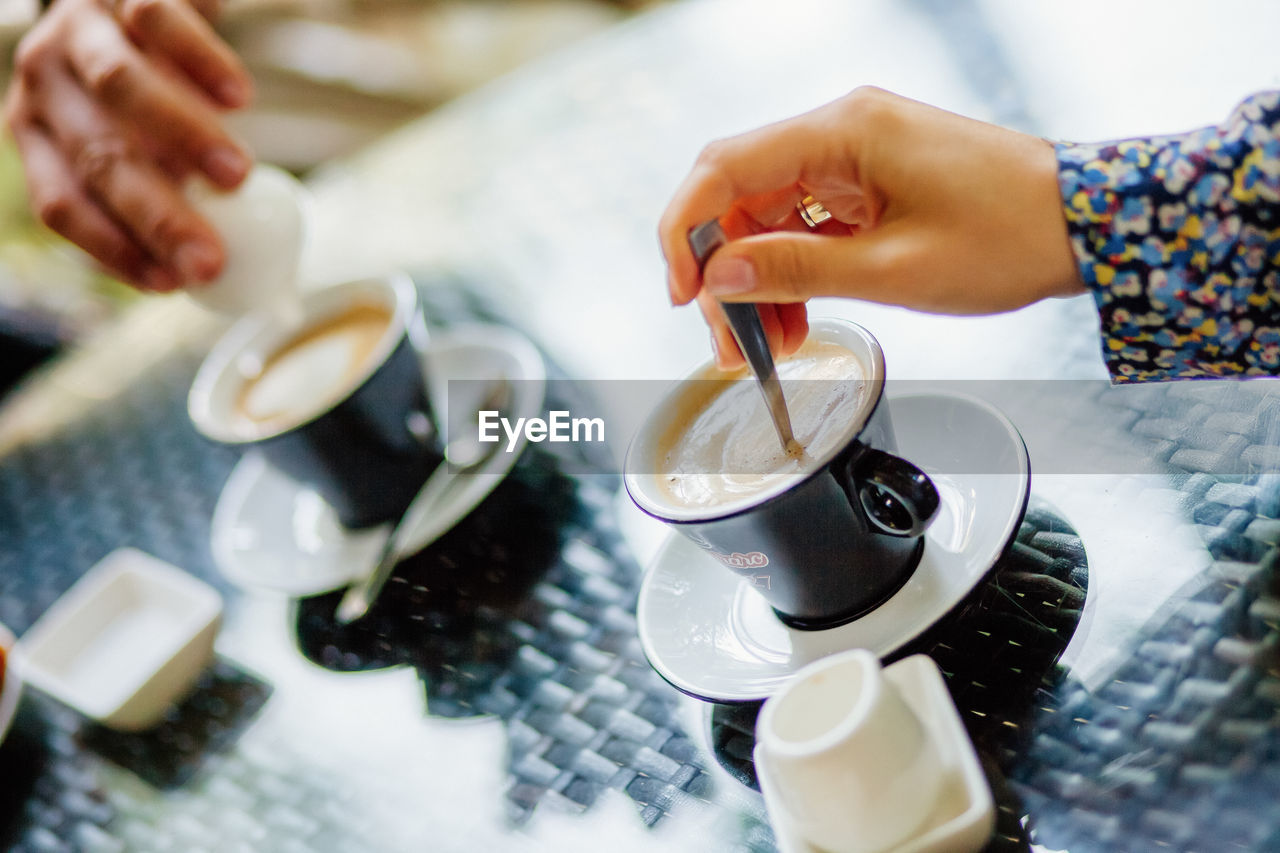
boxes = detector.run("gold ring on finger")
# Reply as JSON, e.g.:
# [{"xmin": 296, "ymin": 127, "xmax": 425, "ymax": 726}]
[{"xmin": 797, "ymin": 195, "xmax": 832, "ymax": 229}]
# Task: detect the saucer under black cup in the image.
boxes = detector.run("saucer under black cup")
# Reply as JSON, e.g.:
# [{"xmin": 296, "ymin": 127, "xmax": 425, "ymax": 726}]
[
  {"xmin": 625, "ymin": 318, "xmax": 942, "ymax": 631},
  {"xmin": 208, "ymin": 323, "xmax": 548, "ymax": 596},
  {"xmin": 636, "ymin": 391, "xmax": 1031, "ymax": 704}
]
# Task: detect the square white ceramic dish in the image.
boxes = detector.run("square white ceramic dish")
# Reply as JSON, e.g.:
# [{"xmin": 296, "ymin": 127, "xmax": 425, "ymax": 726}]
[
  {"xmin": 17, "ymin": 549, "xmax": 222, "ymax": 731},
  {"xmin": 755, "ymin": 654, "xmax": 995, "ymax": 853}
]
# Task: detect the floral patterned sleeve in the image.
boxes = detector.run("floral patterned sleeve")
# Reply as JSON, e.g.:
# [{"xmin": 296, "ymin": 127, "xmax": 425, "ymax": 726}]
[{"xmin": 1057, "ymin": 91, "xmax": 1280, "ymax": 382}]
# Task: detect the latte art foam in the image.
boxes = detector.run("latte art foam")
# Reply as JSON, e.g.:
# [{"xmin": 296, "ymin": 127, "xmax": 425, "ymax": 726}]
[
  {"xmin": 658, "ymin": 339, "xmax": 867, "ymax": 508},
  {"xmin": 233, "ymin": 303, "xmax": 391, "ymax": 432}
]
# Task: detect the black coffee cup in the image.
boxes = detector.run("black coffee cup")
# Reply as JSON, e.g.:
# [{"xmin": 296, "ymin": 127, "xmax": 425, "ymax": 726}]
[
  {"xmin": 624, "ymin": 319, "xmax": 939, "ymax": 630},
  {"xmin": 189, "ymin": 273, "xmax": 443, "ymax": 529}
]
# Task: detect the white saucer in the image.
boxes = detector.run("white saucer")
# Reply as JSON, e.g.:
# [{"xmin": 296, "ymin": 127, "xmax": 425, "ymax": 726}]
[
  {"xmin": 210, "ymin": 323, "xmax": 546, "ymax": 596},
  {"xmin": 636, "ymin": 392, "xmax": 1030, "ymax": 703}
]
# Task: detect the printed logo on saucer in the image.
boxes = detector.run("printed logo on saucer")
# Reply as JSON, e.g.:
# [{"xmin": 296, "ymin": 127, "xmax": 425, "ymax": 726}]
[
  {"xmin": 708, "ymin": 551, "xmax": 770, "ymax": 571},
  {"xmin": 686, "ymin": 534, "xmax": 771, "ymax": 574}
]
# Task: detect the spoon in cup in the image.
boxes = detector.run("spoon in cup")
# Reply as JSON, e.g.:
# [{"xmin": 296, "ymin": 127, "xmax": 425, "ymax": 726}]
[{"xmin": 688, "ymin": 219, "xmax": 796, "ymax": 451}]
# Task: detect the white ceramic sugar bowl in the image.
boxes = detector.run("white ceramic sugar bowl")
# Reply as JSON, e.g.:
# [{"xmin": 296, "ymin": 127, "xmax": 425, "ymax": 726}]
[{"xmin": 754, "ymin": 650, "xmax": 995, "ymax": 853}]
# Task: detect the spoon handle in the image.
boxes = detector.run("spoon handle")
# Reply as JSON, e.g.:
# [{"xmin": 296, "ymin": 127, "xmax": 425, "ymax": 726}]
[
  {"xmin": 334, "ymin": 465, "xmax": 453, "ymax": 625},
  {"xmin": 334, "ymin": 378, "xmax": 511, "ymax": 625},
  {"xmin": 687, "ymin": 220, "xmax": 796, "ymax": 449}
]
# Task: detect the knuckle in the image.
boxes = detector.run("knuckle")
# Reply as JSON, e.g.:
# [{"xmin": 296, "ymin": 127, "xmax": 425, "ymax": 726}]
[
  {"xmin": 658, "ymin": 212, "xmax": 689, "ymax": 257},
  {"xmin": 863, "ymin": 239, "xmax": 900, "ymax": 281},
  {"xmin": 143, "ymin": 210, "xmax": 190, "ymax": 249},
  {"xmin": 844, "ymin": 85, "xmax": 895, "ymax": 124},
  {"xmin": 71, "ymin": 138, "xmax": 131, "ymax": 188},
  {"xmin": 865, "ymin": 238, "xmax": 918, "ymax": 292},
  {"xmin": 36, "ymin": 194, "xmax": 74, "ymax": 234},
  {"xmin": 847, "ymin": 84, "xmax": 888, "ymax": 102},
  {"xmin": 656, "ymin": 211, "xmax": 674, "ymax": 243},
  {"xmin": 761, "ymin": 242, "xmax": 808, "ymax": 299},
  {"xmin": 694, "ymin": 138, "xmax": 731, "ymax": 172},
  {"xmin": 4, "ymin": 93, "xmax": 23, "ymax": 128},
  {"xmin": 120, "ymin": 0, "xmax": 167, "ymax": 31},
  {"xmin": 691, "ymin": 140, "xmax": 739, "ymax": 205},
  {"xmin": 13, "ymin": 34, "xmax": 51, "ymax": 82},
  {"xmin": 84, "ymin": 57, "xmax": 134, "ymax": 103}
]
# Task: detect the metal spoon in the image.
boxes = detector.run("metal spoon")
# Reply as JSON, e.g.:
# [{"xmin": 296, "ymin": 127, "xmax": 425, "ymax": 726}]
[
  {"xmin": 688, "ymin": 220, "xmax": 796, "ymax": 449},
  {"xmin": 334, "ymin": 377, "xmax": 511, "ymax": 624}
]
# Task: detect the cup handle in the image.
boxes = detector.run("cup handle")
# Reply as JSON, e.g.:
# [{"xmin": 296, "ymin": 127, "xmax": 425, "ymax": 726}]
[{"xmin": 850, "ymin": 448, "xmax": 940, "ymax": 538}]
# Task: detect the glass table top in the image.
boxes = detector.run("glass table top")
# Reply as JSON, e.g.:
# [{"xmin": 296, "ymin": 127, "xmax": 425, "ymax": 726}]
[{"xmin": 3, "ymin": 1, "xmax": 1280, "ymax": 850}]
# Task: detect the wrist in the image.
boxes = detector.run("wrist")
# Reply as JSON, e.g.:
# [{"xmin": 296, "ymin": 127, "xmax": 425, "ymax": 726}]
[{"xmin": 1026, "ymin": 136, "xmax": 1086, "ymax": 301}]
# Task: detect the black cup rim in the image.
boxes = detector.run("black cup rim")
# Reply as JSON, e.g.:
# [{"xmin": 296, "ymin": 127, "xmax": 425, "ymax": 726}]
[
  {"xmin": 623, "ymin": 318, "xmax": 886, "ymax": 525},
  {"xmin": 188, "ymin": 272, "xmax": 423, "ymax": 446}
]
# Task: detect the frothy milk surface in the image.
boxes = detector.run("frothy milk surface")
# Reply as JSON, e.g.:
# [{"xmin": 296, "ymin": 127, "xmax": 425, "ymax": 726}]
[
  {"xmin": 657, "ymin": 339, "xmax": 867, "ymax": 509},
  {"xmin": 234, "ymin": 303, "xmax": 391, "ymax": 431}
]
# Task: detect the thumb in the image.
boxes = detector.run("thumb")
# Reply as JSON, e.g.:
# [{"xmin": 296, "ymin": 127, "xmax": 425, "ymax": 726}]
[{"xmin": 702, "ymin": 230, "xmax": 900, "ymax": 304}]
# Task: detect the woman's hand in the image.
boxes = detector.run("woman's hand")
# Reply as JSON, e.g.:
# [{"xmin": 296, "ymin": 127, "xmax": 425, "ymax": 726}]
[
  {"xmin": 6, "ymin": 0, "xmax": 254, "ymax": 291},
  {"xmin": 659, "ymin": 87, "xmax": 1083, "ymax": 369}
]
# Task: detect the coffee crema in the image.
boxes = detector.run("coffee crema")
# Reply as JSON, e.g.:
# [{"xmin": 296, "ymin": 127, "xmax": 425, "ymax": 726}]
[
  {"xmin": 656, "ymin": 339, "xmax": 868, "ymax": 509},
  {"xmin": 233, "ymin": 302, "xmax": 392, "ymax": 431}
]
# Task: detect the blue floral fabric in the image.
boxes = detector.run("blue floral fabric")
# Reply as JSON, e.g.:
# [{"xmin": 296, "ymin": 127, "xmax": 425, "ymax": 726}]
[{"xmin": 1057, "ymin": 91, "xmax": 1280, "ymax": 382}]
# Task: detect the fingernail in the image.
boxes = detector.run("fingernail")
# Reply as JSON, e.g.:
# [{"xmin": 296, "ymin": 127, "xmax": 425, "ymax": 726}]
[
  {"xmin": 217, "ymin": 79, "xmax": 250, "ymax": 107},
  {"xmin": 174, "ymin": 241, "xmax": 221, "ymax": 282},
  {"xmin": 705, "ymin": 257, "xmax": 755, "ymax": 296},
  {"xmin": 709, "ymin": 332, "xmax": 721, "ymax": 364},
  {"xmin": 203, "ymin": 146, "xmax": 250, "ymax": 186}
]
